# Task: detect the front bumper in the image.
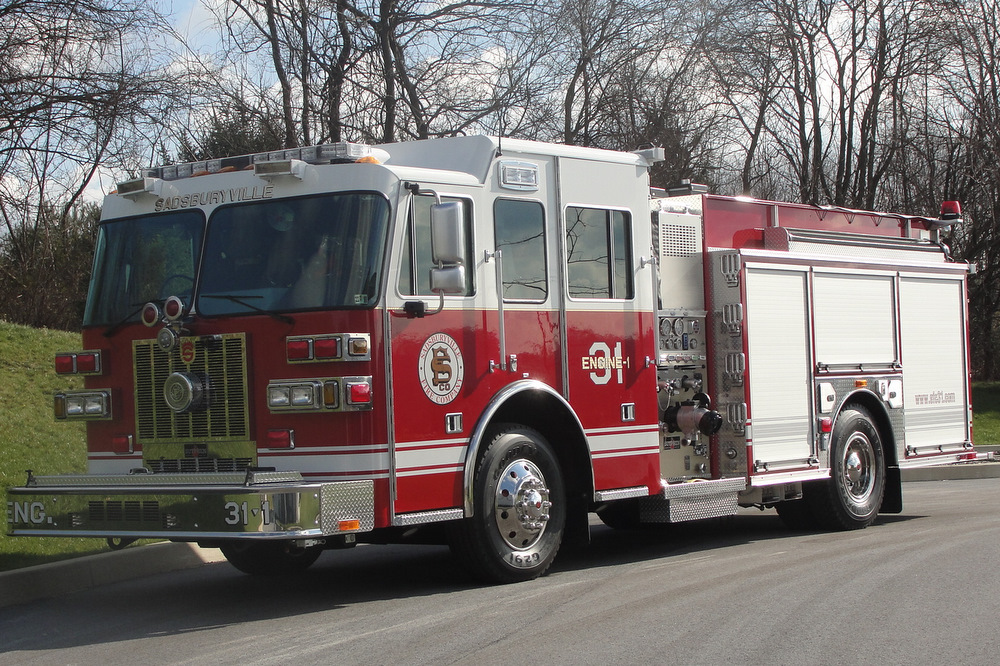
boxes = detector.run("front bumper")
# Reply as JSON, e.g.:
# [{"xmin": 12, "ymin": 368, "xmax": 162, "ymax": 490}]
[{"xmin": 6, "ymin": 470, "xmax": 374, "ymax": 541}]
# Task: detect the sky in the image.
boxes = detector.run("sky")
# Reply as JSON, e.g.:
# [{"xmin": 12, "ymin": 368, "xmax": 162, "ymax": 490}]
[{"xmin": 84, "ymin": 0, "xmax": 217, "ymax": 202}]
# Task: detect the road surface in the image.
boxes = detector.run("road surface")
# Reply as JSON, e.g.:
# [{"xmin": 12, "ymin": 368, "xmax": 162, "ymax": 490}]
[{"xmin": 2, "ymin": 478, "xmax": 998, "ymax": 664}]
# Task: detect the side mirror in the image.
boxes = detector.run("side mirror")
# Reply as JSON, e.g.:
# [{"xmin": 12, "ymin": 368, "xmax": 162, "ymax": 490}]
[
  {"xmin": 430, "ymin": 201, "xmax": 464, "ymax": 264},
  {"xmin": 430, "ymin": 265, "xmax": 466, "ymax": 294}
]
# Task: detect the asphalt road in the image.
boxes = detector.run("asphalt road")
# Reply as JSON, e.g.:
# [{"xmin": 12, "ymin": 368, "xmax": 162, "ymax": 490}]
[{"xmin": 2, "ymin": 478, "xmax": 999, "ymax": 665}]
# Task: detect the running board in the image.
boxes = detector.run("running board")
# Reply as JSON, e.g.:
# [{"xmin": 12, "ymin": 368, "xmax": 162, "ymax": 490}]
[{"xmin": 640, "ymin": 477, "xmax": 745, "ymax": 523}]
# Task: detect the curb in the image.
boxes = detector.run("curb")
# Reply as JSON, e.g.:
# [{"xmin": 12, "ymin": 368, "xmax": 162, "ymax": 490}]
[
  {"xmin": 2, "ymin": 463, "xmax": 998, "ymax": 609},
  {"xmin": 0, "ymin": 542, "xmax": 226, "ymax": 609}
]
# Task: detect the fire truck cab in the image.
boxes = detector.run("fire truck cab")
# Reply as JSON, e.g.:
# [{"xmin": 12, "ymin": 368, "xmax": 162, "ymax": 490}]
[{"xmin": 7, "ymin": 136, "xmax": 973, "ymax": 582}]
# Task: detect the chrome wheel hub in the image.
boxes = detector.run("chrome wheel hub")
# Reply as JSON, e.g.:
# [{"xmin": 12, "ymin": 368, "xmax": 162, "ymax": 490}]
[
  {"xmin": 842, "ymin": 433, "xmax": 876, "ymax": 503},
  {"xmin": 495, "ymin": 459, "xmax": 552, "ymax": 550}
]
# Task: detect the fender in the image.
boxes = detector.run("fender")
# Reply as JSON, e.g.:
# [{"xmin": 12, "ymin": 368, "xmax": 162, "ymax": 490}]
[{"xmin": 463, "ymin": 379, "xmax": 590, "ymax": 517}]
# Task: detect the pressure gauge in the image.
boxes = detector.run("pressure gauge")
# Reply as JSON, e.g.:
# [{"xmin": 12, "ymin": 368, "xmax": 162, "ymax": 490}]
[{"xmin": 659, "ymin": 319, "xmax": 673, "ymax": 336}]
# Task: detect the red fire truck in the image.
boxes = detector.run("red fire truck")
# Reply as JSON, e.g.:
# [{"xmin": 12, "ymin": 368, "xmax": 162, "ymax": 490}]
[{"xmin": 6, "ymin": 136, "xmax": 973, "ymax": 582}]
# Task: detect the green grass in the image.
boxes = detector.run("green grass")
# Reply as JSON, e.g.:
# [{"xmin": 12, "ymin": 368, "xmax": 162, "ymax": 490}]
[
  {"xmin": 0, "ymin": 321, "xmax": 114, "ymax": 571},
  {"xmin": 971, "ymin": 383, "xmax": 1000, "ymax": 446}
]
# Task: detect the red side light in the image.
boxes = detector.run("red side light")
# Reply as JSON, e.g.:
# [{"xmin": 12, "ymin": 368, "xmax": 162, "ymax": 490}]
[
  {"xmin": 314, "ymin": 336, "xmax": 341, "ymax": 359},
  {"xmin": 110, "ymin": 435, "xmax": 133, "ymax": 454},
  {"xmin": 266, "ymin": 429, "xmax": 294, "ymax": 449},
  {"xmin": 348, "ymin": 382, "xmax": 372, "ymax": 405},
  {"xmin": 76, "ymin": 352, "xmax": 100, "ymax": 374},
  {"xmin": 819, "ymin": 417, "xmax": 833, "ymax": 434},
  {"xmin": 55, "ymin": 353, "xmax": 76, "ymax": 374},
  {"xmin": 941, "ymin": 201, "xmax": 962, "ymax": 220},
  {"xmin": 286, "ymin": 338, "xmax": 312, "ymax": 361}
]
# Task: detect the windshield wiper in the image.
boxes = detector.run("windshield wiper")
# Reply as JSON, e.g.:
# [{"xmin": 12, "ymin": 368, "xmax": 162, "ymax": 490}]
[{"xmin": 202, "ymin": 294, "xmax": 295, "ymax": 325}]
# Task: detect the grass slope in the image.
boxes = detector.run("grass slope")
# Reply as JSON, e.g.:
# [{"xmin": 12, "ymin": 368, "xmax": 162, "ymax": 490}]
[{"xmin": 0, "ymin": 321, "xmax": 110, "ymax": 570}]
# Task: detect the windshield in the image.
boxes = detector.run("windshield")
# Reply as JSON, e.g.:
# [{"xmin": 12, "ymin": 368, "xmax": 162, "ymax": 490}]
[
  {"xmin": 197, "ymin": 193, "xmax": 390, "ymax": 315},
  {"xmin": 84, "ymin": 211, "xmax": 203, "ymax": 326}
]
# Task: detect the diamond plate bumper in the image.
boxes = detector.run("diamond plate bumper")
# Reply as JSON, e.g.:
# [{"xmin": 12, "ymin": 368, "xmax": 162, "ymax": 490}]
[{"xmin": 6, "ymin": 470, "xmax": 374, "ymax": 541}]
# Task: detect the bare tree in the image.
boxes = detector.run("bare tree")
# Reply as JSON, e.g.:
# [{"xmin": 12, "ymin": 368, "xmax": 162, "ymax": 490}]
[{"xmin": 0, "ymin": 0, "xmax": 187, "ymax": 328}]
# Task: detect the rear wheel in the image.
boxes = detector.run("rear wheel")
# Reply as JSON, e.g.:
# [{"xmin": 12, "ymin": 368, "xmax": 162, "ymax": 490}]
[
  {"xmin": 450, "ymin": 424, "xmax": 565, "ymax": 583},
  {"xmin": 220, "ymin": 541, "xmax": 322, "ymax": 575},
  {"xmin": 811, "ymin": 407, "xmax": 886, "ymax": 530}
]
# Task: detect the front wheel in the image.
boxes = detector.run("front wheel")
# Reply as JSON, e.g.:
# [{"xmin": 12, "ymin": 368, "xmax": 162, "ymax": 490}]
[
  {"xmin": 449, "ymin": 424, "xmax": 565, "ymax": 583},
  {"xmin": 811, "ymin": 407, "xmax": 886, "ymax": 530}
]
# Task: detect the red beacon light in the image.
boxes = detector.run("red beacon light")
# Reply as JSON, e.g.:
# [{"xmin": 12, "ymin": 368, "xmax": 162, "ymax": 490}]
[{"xmin": 940, "ymin": 201, "xmax": 962, "ymax": 220}]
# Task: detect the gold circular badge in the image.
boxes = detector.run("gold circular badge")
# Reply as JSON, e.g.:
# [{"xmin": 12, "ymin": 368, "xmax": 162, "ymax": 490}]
[{"xmin": 418, "ymin": 333, "xmax": 464, "ymax": 404}]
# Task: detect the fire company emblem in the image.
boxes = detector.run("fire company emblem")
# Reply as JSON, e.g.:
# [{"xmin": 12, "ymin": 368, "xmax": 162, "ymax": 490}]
[
  {"xmin": 180, "ymin": 338, "xmax": 196, "ymax": 365},
  {"xmin": 418, "ymin": 333, "xmax": 465, "ymax": 404}
]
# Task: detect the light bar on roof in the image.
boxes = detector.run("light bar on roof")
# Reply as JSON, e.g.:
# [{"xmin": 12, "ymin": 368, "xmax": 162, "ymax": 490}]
[{"xmin": 133, "ymin": 142, "xmax": 388, "ymax": 184}]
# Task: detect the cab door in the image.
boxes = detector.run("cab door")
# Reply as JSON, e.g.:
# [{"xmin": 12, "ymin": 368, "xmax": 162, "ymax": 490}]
[{"xmin": 555, "ymin": 156, "xmax": 660, "ymax": 493}]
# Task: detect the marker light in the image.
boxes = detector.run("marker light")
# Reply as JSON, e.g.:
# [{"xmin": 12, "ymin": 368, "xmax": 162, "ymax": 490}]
[
  {"xmin": 314, "ymin": 336, "xmax": 341, "ymax": 359},
  {"xmin": 286, "ymin": 334, "xmax": 368, "ymax": 363},
  {"xmin": 111, "ymin": 435, "xmax": 134, "ymax": 454},
  {"xmin": 347, "ymin": 380, "xmax": 372, "ymax": 406},
  {"xmin": 266, "ymin": 429, "xmax": 295, "ymax": 449},
  {"xmin": 286, "ymin": 338, "xmax": 313, "ymax": 361},
  {"xmin": 347, "ymin": 336, "xmax": 369, "ymax": 357},
  {"xmin": 323, "ymin": 380, "xmax": 340, "ymax": 408},
  {"xmin": 55, "ymin": 351, "xmax": 103, "ymax": 375}
]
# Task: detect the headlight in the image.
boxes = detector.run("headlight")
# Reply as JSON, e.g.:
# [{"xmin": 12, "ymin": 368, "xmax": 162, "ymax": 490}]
[
  {"xmin": 55, "ymin": 391, "xmax": 110, "ymax": 419},
  {"xmin": 267, "ymin": 381, "xmax": 321, "ymax": 411}
]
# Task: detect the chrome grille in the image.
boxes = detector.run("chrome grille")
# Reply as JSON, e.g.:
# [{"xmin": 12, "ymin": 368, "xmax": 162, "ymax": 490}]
[
  {"xmin": 134, "ymin": 334, "xmax": 249, "ymax": 442},
  {"xmin": 88, "ymin": 500, "xmax": 161, "ymax": 524},
  {"xmin": 147, "ymin": 457, "xmax": 253, "ymax": 473}
]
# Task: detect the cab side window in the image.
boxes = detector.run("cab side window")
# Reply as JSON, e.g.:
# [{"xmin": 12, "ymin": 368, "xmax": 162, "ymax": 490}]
[
  {"xmin": 494, "ymin": 199, "xmax": 547, "ymax": 301},
  {"xmin": 398, "ymin": 195, "xmax": 474, "ymax": 296},
  {"xmin": 565, "ymin": 206, "xmax": 633, "ymax": 299}
]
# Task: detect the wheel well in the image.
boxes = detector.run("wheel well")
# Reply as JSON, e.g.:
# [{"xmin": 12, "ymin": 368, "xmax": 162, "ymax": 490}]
[
  {"xmin": 488, "ymin": 390, "xmax": 593, "ymax": 505},
  {"xmin": 838, "ymin": 391, "xmax": 902, "ymax": 513},
  {"xmin": 838, "ymin": 391, "xmax": 897, "ymax": 466}
]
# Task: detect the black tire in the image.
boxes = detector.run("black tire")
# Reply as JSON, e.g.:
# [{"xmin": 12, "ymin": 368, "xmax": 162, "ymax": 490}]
[
  {"xmin": 449, "ymin": 424, "xmax": 566, "ymax": 583},
  {"xmin": 811, "ymin": 407, "xmax": 886, "ymax": 530},
  {"xmin": 220, "ymin": 541, "xmax": 322, "ymax": 576}
]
